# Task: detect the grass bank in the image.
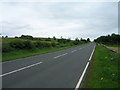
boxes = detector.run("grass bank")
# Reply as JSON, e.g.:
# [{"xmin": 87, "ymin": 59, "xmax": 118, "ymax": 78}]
[
  {"xmin": 83, "ymin": 44, "xmax": 119, "ymax": 88},
  {"xmin": 2, "ymin": 44, "xmax": 84, "ymax": 62},
  {"xmin": 107, "ymin": 46, "xmax": 120, "ymax": 52}
]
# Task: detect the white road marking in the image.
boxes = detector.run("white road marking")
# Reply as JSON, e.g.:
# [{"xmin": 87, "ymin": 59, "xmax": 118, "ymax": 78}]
[
  {"xmin": 0, "ymin": 62, "xmax": 43, "ymax": 77},
  {"xmin": 75, "ymin": 44, "xmax": 96, "ymax": 90},
  {"xmin": 75, "ymin": 62, "xmax": 90, "ymax": 90},
  {"xmin": 89, "ymin": 45, "xmax": 96, "ymax": 61},
  {"xmin": 79, "ymin": 48, "xmax": 82, "ymax": 50},
  {"xmin": 71, "ymin": 50, "xmax": 77, "ymax": 53},
  {"xmin": 54, "ymin": 53, "xmax": 68, "ymax": 59}
]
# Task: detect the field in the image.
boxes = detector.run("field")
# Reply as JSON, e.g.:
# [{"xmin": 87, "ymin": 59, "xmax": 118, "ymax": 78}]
[{"xmin": 83, "ymin": 44, "xmax": 119, "ymax": 88}]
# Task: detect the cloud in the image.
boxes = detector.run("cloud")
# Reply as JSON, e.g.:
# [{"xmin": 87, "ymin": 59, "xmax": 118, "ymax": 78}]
[{"xmin": 0, "ymin": 2, "xmax": 118, "ymax": 40}]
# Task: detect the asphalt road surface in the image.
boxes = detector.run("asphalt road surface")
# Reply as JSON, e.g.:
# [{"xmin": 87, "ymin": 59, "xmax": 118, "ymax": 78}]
[{"xmin": 2, "ymin": 42, "xmax": 96, "ymax": 88}]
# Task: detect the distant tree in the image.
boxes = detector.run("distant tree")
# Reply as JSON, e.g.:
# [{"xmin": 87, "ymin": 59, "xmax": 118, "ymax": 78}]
[
  {"xmin": 94, "ymin": 33, "xmax": 120, "ymax": 45},
  {"xmin": 66, "ymin": 38, "xmax": 71, "ymax": 42},
  {"xmin": 75, "ymin": 38, "xmax": 79, "ymax": 42},
  {"xmin": 48, "ymin": 37, "xmax": 51, "ymax": 39},
  {"xmin": 20, "ymin": 35, "xmax": 33, "ymax": 40},
  {"xmin": 5, "ymin": 36, "xmax": 8, "ymax": 38},
  {"xmin": 53, "ymin": 36, "xmax": 56, "ymax": 40},
  {"xmin": 15, "ymin": 36, "xmax": 18, "ymax": 38},
  {"xmin": 58, "ymin": 38, "xmax": 67, "ymax": 44},
  {"xmin": 45, "ymin": 37, "xmax": 51, "ymax": 41},
  {"xmin": 87, "ymin": 38, "xmax": 90, "ymax": 42},
  {"xmin": 81, "ymin": 38, "xmax": 87, "ymax": 43}
]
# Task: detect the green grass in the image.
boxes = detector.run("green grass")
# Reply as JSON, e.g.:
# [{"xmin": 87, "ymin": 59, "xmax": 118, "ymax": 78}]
[
  {"xmin": 83, "ymin": 44, "xmax": 119, "ymax": 88},
  {"xmin": 2, "ymin": 44, "xmax": 83, "ymax": 62}
]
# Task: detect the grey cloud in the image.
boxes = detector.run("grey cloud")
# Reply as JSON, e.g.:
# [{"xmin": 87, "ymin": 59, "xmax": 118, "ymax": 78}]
[{"xmin": 0, "ymin": 2, "xmax": 118, "ymax": 40}]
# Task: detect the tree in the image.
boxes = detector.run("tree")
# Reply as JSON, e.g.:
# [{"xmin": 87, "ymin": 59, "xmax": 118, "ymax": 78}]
[
  {"xmin": 5, "ymin": 36, "xmax": 8, "ymax": 38},
  {"xmin": 75, "ymin": 38, "xmax": 79, "ymax": 42},
  {"xmin": 20, "ymin": 35, "xmax": 33, "ymax": 40},
  {"xmin": 15, "ymin": 36, "xmax": 18, "ymax": 38},
  {"xmin": 94, "ymin": 33, "xmax": 120, "ymax": 45},
  {"xmin": 87, "ymin": 38, "xmax": 90, "ymax": 42},
  {"xmin": 66, "ymin": 38, "xmax": 71, "ymax": 42},
  {"xmin": 53, "ymin": 36, "xmax": 56, "ymax": 40}
]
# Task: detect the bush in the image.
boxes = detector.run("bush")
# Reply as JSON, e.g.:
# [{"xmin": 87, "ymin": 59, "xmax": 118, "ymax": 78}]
[
  {"xmin": 10, "ymin": 39, "xmax": 25, "ymax": 49},
  {"xmin": 9, "ymin": 39, "xmax": 35, "ymax": 50},
  {"xmin": 23, "ymin": 40, "xmax": 35, "ymax": 49},
  {"xmin": 51, "ymin": 42, "xmax": 56, "ymax": 47},
  {"xmin": 34, "ymin": 41, "xmax": 44, "ymax": 48},
  {"xmin": 42, "ymin": 42, "xmax": 52, "ymax": 47},
  {"xmin": 34, "ymin": 41, "xmax": 52, "ymax": 48},
  {"xmin": 73, "ymin": 41, "xmax": 79, "ymax": 45},
  {"xmin": 2, "ymin": 42, "xmax": 13, "ymax": 52}
]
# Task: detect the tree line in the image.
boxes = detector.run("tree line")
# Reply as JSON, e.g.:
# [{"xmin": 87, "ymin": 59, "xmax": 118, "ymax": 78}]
[{"xmin": 94, "ymin": 33, "xmax": 120, "ymax": 45}]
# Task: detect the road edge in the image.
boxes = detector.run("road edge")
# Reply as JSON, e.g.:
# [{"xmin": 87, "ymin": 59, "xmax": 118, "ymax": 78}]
[{"xmin": 75, "ymin": 44, "xmax": 96, "ymax": 90}]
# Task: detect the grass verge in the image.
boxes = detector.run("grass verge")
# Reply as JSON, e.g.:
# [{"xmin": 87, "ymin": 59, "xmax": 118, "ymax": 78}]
[
  {"xmin": 83, "ymin": 44, "xmax": 119, "ymax": 88},
  {"xmin": 107, "ymin": 46, "xmax": 120, "ymax": 52},
  {"xmin": 2, "ymin": 44, "xmax": 85, "ymax": 62}
]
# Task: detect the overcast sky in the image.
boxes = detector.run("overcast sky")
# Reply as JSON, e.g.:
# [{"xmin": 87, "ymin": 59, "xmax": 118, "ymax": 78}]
[{"xmin": 0, "ymin": 1, "xmax": 118, "ymax": 40}]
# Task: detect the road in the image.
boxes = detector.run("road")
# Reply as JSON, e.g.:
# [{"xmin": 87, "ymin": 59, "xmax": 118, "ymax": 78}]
[{"xmin": 2, "ymin": 42, "xmax": 96, "ymax": 88}]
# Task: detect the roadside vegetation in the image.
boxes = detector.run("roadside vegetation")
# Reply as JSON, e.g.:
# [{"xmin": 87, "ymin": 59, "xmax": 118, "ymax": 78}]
[
  {"xmin": 83, "ymin": 44, "xmax": 119, "ymax": 88},
  {"xmin": 2, "ymin": 35, "xmax": 90, "ymax": 61},
  {"xmin": 94, "ymin": 33, "xmax": 120, "ymax": 50},
  {"xmin": 94, "ymin": 33, "xmax": 120, "ymax": 45},
  {"xmin": 83, "ymin": 33, "xmax": 120, "ymax": 88}
]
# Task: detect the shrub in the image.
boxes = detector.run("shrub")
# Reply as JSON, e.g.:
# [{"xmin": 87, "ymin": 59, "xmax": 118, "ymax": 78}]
[
  {"xmin": 59, "ymin": 44, "xmax": 65, "ymax": 47},
  {"xmin": 73, "ymin": 41, "xmax": 79, "ymax": 45},
  {"xmin": 42, "ymin": 42, "xmax": 52, "ymax": 47},
  {"xmin": 9, "ymin": 39, "xmax": 25, "ymax": 49},
  {"xmin": 2, "ymin": 42, "xmax": 13, "ymax": 52},
  {"xmin": 34, "ymin": 41, "xmax": 52, "ymax": 48},
  {"xmin": 23, "ymin": 40, "xmax": 35, "ymax": 49},
  {"xmin": 51, "ymin": 42, "xmax": 56, "ymax": 47},
  {"xmin": 34, "ymin": 41, "xmax": 44, "ymax": 48}
]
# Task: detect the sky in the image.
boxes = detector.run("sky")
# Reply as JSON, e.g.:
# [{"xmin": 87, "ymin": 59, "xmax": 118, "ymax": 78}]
[{"xmin": 0, "ymin": 0, "xmax": 118, "ymax": 40}]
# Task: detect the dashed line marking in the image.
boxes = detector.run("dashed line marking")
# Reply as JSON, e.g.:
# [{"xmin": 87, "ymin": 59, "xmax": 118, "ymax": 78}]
[
  {"xmin": 78, "ymin": 48, "xmax": 82, "ymax": 50},
  {"xmin": 0, "ymin": 62, "xmax": 43, "ymax": 77},
  {"xmin": 71, "ymin": 50, "xmax": 77, "ymax": 53},
  {"xmin": 54, "ymin": 53, "xmax": 68, "ymax": 59}
]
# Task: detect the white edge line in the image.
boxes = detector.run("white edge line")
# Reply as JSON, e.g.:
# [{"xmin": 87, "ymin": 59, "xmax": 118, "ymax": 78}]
[
  {"xmin": 89, "ymin": 45, "xmax": 96, "ymax": 61},
  {"xmin": 0, "ymin": 62, "xmax": 43, "ymax": 77},
  {"xmin": 75, "ymin": 62, "xmax": 90, "ymax": 90},
  {"xmin": 75, "ymin": 44, "xmax": 96, "ymax": 90}
]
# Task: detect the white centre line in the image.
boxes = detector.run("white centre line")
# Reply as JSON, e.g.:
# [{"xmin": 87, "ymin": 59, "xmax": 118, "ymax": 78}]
[
  {"xmin": 78, "ymin": 48, "xmax": 82, "ymax": 50},
  {"xmin": 54, "ymin": 53, "xmax": 68, "ymax": 59},
  {"xmin": 71, "ymin": 50, "xmax": 77, "ymax": 53},
  {"xmin": 0, "ymin": 62, "xmax": 43, "ymax": 77}
]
